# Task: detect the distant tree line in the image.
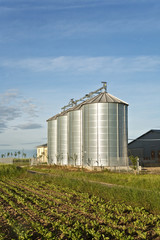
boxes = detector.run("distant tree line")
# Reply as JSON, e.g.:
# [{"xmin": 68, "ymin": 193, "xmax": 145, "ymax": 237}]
[{"xmin": 1, "ymin": 151, "xmax": 27, "ymax": 159}]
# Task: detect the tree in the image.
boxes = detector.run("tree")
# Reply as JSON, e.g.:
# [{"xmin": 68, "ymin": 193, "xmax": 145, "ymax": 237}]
[
  {"xmin": 14, "ymin": 152, "xmax": 17, "ymax": 158},
  {"xmin": 23, "ymin": 153, "xmax": 26, "ymax": 158},
  {"xmin": 129, "ymin": 155, "xmax": 139, "ymax": 175},
  {"xmin": 17, "ymin": 151, "xmax": 21, "ymax": 158},
  {"xmin": 41, "ymin": 151, "xmax": 45, "ymax": 162},
  {"xmin": 7, "ymin": 152, "xmax": 10, "ymax": 157},
  {"xmin": 70, "ymin": 153, "xmax": 78, "ymax": 166},
  {"xmin": 1, "ymin": 154, "xmax": 5, "ymax": 158},
  {"xmin": 56, "ymin": 153, "xmax": 62, "ymax": 165}
]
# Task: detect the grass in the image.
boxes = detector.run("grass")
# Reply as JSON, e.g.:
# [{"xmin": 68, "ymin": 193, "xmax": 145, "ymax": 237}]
[
  {"xmin": 1, "ymin": 164, "xmax": 160, "ymax": 214},
  {"xmin": 0, "ymin": 158, "xmax": 31, "ymax": 166},
  {"xmin": 0, "ymin": 164, "xmax": 25, "ymax": 177},
  {"xmin": 1, "ymin": 174, "xmax": 160, "ymax": 239},
  {"xmin": 0, "ymin": 164, "xmax": 160, "ymax": 239},
  {"xmin": 28, "ymin": 165, "xmax": 160, "ymax": 190},
  {"xmin": 13, "ymin": 158, "xmax": 31, "ymax": 166},
  {"xmin": 27, "ymin": 165, "xmax": 160, "ymax": 214}
]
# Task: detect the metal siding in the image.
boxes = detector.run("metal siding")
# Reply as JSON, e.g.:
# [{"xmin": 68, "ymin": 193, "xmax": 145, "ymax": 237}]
[
  {"xmin": 98, "ymin": 103, "xmax": 109, "ymax": 166},
  {"xmin": 48, "ymin": 92, "xmax": 128, "ymax": 167},
  {"xmin": 124, "ymin": 105, "xmax": 128, "ymax": 166},
  {"xmin": 108, "ymin": 103, "xmax": 118, "ymax": 166},
  {"xmin": 68, "ymin": 110, "xmax": 81, "ymax": 166},
  {"xmin": 118, "ymin": 104, "xmax": 128, "ymax": 166},
  {"xmin": 47, "ymin": 120, "xmax": 57, "ymax": 164},
  {"xmin": 82, "ymin": 102, "xmax": 128, "ymax": 167},
  {"xmin": 57, "ymin": 115, "xmax": 68, "ymax": 165}
]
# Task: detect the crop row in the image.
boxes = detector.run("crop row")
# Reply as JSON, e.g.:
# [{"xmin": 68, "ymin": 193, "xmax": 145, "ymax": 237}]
[{"xmin": 0, "ymin": 176, "xmax": 160, "ymax": 239}]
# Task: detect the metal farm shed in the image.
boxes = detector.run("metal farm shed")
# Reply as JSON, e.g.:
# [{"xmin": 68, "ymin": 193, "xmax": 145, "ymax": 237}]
[{"xmin": 128, "ymin": 130, "xmax": 160, "ymax": 167}]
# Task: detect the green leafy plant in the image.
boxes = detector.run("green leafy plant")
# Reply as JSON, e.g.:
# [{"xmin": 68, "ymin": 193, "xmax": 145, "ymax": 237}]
[
  {"xmin": 0, "ymin": 173, "xmax": 160, "ymax": 239},
  {"xmin": 129, "ymin": 155, "xmax": 139, "ymax": 174}
]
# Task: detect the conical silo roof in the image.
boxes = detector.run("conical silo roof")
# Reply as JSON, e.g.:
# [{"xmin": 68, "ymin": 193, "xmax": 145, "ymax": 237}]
[
  {"xmin": 71, "ymin": 92, "xmax": 128, "ymax": 109},
  {"xmin": 47, "ymin": 113, "xmax": 60, "ymax": 121},
  {"xmin": 47, "ymin": 91, "xmax": 128, "ymax": 121},
  {"xmin": 84, "ymin": 92, "xmax": 129, "ymax": 105},
  {"xmin": 47, "ymin": 108, "xmax": 71, "ymax": 121}
]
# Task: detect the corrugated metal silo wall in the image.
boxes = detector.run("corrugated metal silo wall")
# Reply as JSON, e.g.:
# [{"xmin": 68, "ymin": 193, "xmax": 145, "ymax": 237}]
[
  {"xmin": 82, "ymin": 102, "xmax": 128, "ymax": 167},
  {"xmin": 48, "ymin": 120, "xmax": 57, "ymax": 164},
  {"xmin": 118, "ymin": 104, "xmax": 128, "ymax": 166},
  {"xmin": 68, "ymin": 110, "xmax": 82, "ymax": 166},
  {"xmin": 57, "ymin": 115, "xmax": 68, "ymax": 165}
]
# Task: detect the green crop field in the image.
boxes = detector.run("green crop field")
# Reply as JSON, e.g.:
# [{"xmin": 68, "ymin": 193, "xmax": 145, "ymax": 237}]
[
  {"xmin": 28, "ymin": 165, "xmax": 160, "ymax": 214},
  {"xmin": 0, "ymin": 165, "xmax": 160, "ymax": 239}
]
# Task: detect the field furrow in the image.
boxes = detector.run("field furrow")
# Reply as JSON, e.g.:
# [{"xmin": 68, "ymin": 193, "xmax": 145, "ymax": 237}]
[{"xmin": 0, "ymin": 170, "xmax": 160, "ymax": 239}]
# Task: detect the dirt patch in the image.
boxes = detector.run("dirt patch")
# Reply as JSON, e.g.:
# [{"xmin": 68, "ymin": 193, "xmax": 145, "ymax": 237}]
[{"xmin": 143, "ymin": 167, "xmax": 160, "ymax": 174}]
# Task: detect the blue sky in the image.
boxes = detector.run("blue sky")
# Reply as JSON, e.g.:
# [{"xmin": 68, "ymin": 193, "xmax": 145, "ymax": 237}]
[{"xmin": 0, "ymin": 0, "xmax": 160, "ymax": 151}]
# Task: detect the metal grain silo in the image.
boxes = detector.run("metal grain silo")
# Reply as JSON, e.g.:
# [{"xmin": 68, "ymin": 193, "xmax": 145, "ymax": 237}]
[
  {"xmin": 82, "ymin": 92, "xmax": 128, "ymax": 167},
  {"xmin": 57, "ymin": 113, "xmax": 68, "ymax": 165},
  {"xmin": 67, "ymin": 104, "xmax": 82, "ymax": 166},
  {"xmin": 47, "ymin": 83, "xmax": 128, "ymax": 168},
  {"xmin": 47, "ymin": 114, "xmax": 58, "ymax": 164}
]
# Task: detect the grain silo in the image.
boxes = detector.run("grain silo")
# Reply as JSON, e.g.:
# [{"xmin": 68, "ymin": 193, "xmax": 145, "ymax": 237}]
[
  {"xmin": 82, "ymin": 92, "xmax": 128, "ymax": 167},
  {"xmin": 47, "ymin": 82, "xmax": 129, "ymax": 167},
  {"xmin": 67, "ymin": 104, "xmax": 83, "ymax": 166},
  {"xmin": 47, "ymin": 114, "xmax": 58, "ymax": 164},
  {"xmin": 57, "ymin": 112, "xmax": 68, "ymax": 165},
  {"xmin": 47, "ymin": 111, "xmax": 69, "ymax": 165}
]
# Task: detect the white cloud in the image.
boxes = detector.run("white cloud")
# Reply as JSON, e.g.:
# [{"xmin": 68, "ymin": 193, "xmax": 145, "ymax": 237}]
[
  {"xmin": 0, "ymin": 143, "xmax": 11, "ymax": 146},
  {"xmin": 0, "ymin": 0, "xmax": 157, "ymax": 10},
  {"xmin": 0, "ymin": 89, "xmax": 19, "ymax": 104},
  {"xmin": 20, "ymin": 99, "xmax": 38, "ymax": 118},
  {"xmin": 0, "ymin": 89, "xmax": 39, "ymax": 133},
  {"xmin": 15, "ymin": 123, "xmax": 43, "ymax": 130},
  {"xmin": 0, "ymin": 122, "xmax": 7, "ymax": 133},
  {"xmin": 0, "ymin": 0, "xmax": 159, "ymax": 45},
  {"xmin": 26, "ymin": 17, "xmax": 160, "ymax": 40},
  {"xmin": 1, "ymin": 56, "xmax": 160, "ymax": 73},
  {"xmin": 0, "ymin": 0, "xmax": 159, "ymax": 41}
]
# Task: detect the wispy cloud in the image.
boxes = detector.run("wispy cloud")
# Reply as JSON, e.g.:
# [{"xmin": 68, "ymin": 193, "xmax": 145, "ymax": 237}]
[
  {"xmin": 15, "ymin": 123, "xmax": 43, "ymax": 130},
  {"xmin": 1, "ymin": 56, "xmax": 160, "ymax": 73},
  {"xmin": 0, "ymin": 122, "xmax": 7, "ymax": 133},
  {"xmin": 0, "ymin": 0, "xmax": 159, "ymax": 43},
  {"xmin": 0, "ymin": 0, "xmax": 111, "ymax": 15},
  {"xmin": 21, "ymin": 141, "xmax": 42, "ymax": 145},
  {"xmin": 0, "ymin": 89, "xmax": 19, "ymax": 104},
  {"xmin": 0, "ymin": 144, "xmax": 11, "ymax": 146},
  {"xmin": 0, "ymin": 0, "xmax": 157, "ymax": 10},
  {"xmin": 11, "ymin": 17, "xmax": 160, "ymax": 41},
  {"xmin": 20, "ymin": 99, "xmax": 38, "ymax": 118},
  {"xmin": 0, "ymin": 89, "xmax": 39, "ymax": 133}
]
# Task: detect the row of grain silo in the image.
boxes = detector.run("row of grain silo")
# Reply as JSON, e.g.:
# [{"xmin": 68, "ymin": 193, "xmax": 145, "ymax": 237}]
[{"xmin": 47, "ymin": 83, "xmax": 129, "ymax": 167}]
